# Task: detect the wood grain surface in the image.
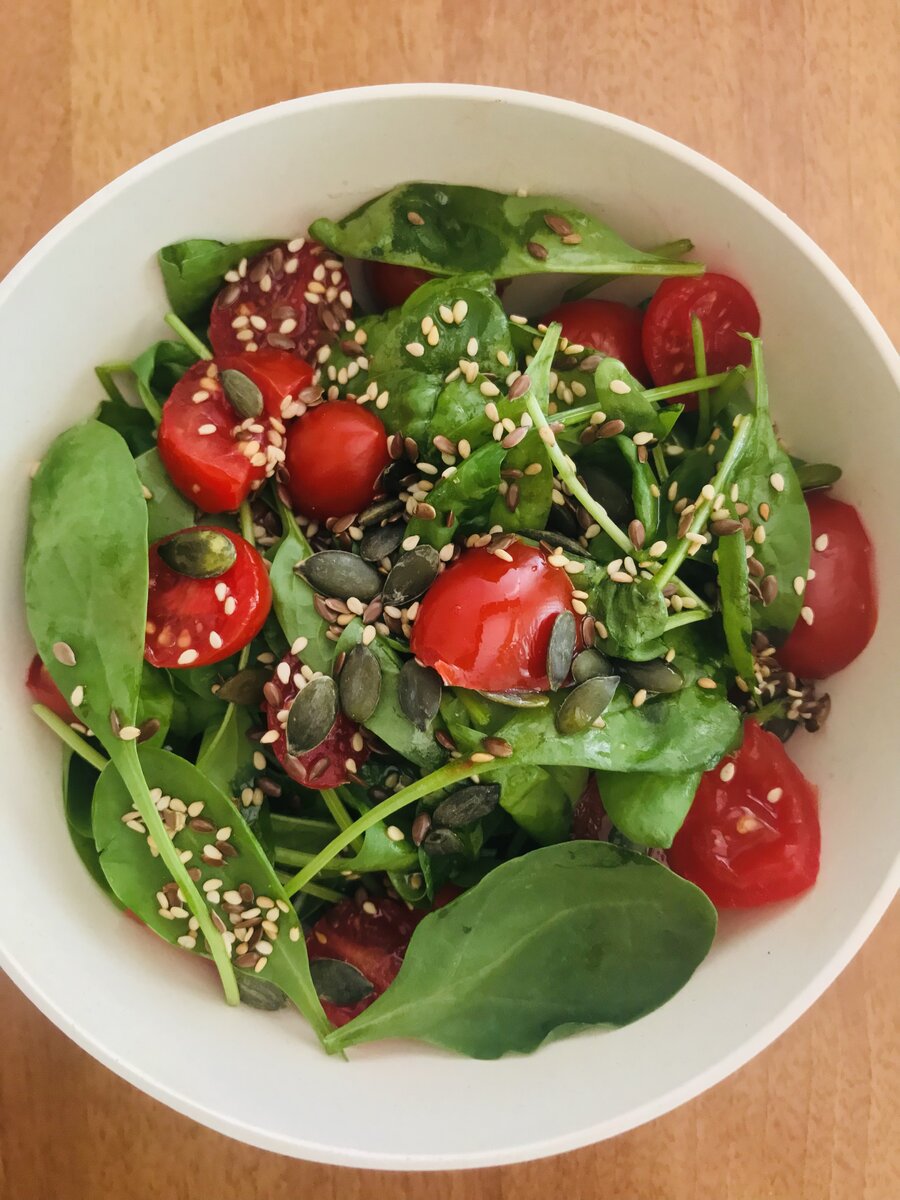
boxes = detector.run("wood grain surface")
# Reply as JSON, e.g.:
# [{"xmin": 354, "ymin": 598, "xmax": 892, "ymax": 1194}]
[{"xmin": 1, "ymin": 1, "xmax": 897, "ymax": 1196}]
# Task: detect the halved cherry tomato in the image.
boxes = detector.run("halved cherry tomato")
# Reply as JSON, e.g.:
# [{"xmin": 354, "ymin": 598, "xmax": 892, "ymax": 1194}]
[
  {"xmin": 145, "ymin": 527, "xmax": 272, "ymax": 669},
  {"xmin": 263, "ymin": 652, "xmax": 370, "ymax": 790},
  {"xmin": 158, "ymin": 361, "xmax": 269, "ymax": 513},
  {"xmin": 571, "ymin": 775, "xmax": 610, "ymax": 841},
  {"xmin": 209, "ymin": 240, "xmax": 351, "ymax": 361},
  {"xmin": 25, "ymin": 654, "xmax": 75, "ymax": 724},
  {"xmin": 367, "ymin": 261, "xmax": 434, "ymax": 310},
  {"xmin": 284, "ymin": 400, "xmax": 390, "ymax": 520},
  {"xmin": 541, "ymin": 299, "xmax": 650, "ymax": 384},
  {"xmin": 668, "ymin": 720, "xmax": 820, "ymax": 908},
  {"xmin": 307, "ymin": 887, "xmax": 460, "ymax": 1026},
  {"xmin": 642, "ymin": 272, "xmax": 761, "ymax": 388},
  {"xmin": 778, "ymin": 492, "xmax": 877, "ymax": 679},
  {"xmin": 217, "ymin": 349, "xmax": 314, "ymax": 422},
  {"xmin": 410, "ymin": 540, "xmax": 582, "ymax": 692}
]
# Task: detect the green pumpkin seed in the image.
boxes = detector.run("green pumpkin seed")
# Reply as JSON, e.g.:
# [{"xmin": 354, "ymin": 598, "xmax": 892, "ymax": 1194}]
[
  {"xmin": 158, "ymin": 528, "xmax": 237, "ymax": 579},
  {"xmin": 518, "ymin": 529, "xmax": 587, "ymax": 559},
  {"xmin": 571, "ymin": 648, "xmax": 615, "ymax": 683},
  {"xmin": 357, "ymin": 497, "xmax": 403, "ymax": 528},
  {"xmin": 432, "ymin": 784, "xmax": 500, "ymax": 829},
  {"xmin": 479, "ymin": 690, "xmax": 550, "ymax": 708},
  {"xmin": 339, "ymin": 644, "xmax": 382, "ymax": 723},
  {"xmin": 556, "ymin": 675, "xmax": 619, "ymax": 734},
  {"xmin": 546, "ymin": 610, "xmax": 576, "ymax": 691},
  {"xmin": 221, "ymin": 368, "xmax": 264, "ymax": 418},
  {"xmin": 397, "ymin": 659, "xmax": 442, "ymax": 730},
  {"xmin": 382, "ymin": 545, "xmax": 440, "ymax": 606},
  {"xmin": 294, "ymin": 550, "xmax": 382, "ymax": 601},
  {"xmin": 619, "ymin": 659, "xmax": 684, "ymax": 694},
  {"xmin": 286, "ymin": 676, "xmax": 337, "ymax": 754},
  {"xmin": 359, "ymin": 521, "xmax": 405, "ymax": 563},
  {"xmin": 309, "ymin": 958, "xmax": 374, "ymax": 1005},
  {"xmin": 237, "ymin": 976, "xmax": 287, "ymax": 1010},
  {"xmin": 214, "ymin": 667, "xmax": 271, "ymax": 706},
  {"xmin": 421, "ymin": 827, "xmax": 465, "ymax": 857}
]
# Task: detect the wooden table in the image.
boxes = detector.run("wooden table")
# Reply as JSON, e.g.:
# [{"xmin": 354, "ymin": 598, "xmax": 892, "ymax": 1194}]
[{"xmin": 2, "ymin": 2, "xmax": 897, "ymax": 1196}]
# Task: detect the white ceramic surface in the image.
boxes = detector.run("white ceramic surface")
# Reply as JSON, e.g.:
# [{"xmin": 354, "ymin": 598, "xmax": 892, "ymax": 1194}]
[{"xmin": 0, "ymin": 85, "xmax": 897, "ymax": 1171}]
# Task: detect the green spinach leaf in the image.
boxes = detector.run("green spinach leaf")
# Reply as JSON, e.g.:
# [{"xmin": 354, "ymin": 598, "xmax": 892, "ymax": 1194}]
[
  {"xmin": 95, "ymin": 393, "xmax": 157, "ymax": 457},
  {"xmin": 158, "ymin": 237, "xmax": 279, "ymax": 325},
  {"xmin": 597, "ymin": 769, "xmax": 702, "ymax": 848},
  {"xmin": 131, "ymin": 339, "xmax": 197, "ymax": 415},
  {"xmin": 405, "ymin": 442, "xmax": 506, "ymax": 548},
  {"xmin": 63, "ymin": 751, "xmax": 122, "ymax": 904},
  {"xmin": 269, "ymin": 509, "xmax": 334, "ymax": 675},
  {"xmin": 498, "ymin": 763, "xmax": 587, "ymax": 844},
  {"xmin": 716, "ymin": 530, "xmax": 755, "ymax": 684},
  {"xmin": 135, "ymin": 449, "xmax": 195, "ymax": 542}
]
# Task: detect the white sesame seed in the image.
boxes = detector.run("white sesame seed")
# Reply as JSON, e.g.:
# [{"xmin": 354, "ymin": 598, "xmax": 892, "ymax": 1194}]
[
  {"xmin": 632, "ymin": 688, "xmax": 648, "ymax": 708},
  {"xmin": 649, "ymin": 540, "xmax": 667, "ymax": 558},
  {"xmin": 632, "ymin": 431, "xmax": 654, "ymax": 446},
  {"xmin": 209, "ymin": 630, "xmax": 223, "ymax": 649},
  {"xmin": 402, "ymin": 534, "xmax": 421, "ymax": 551},
  {"xmin": 198, "ymin": 423, "xmax": 217, "ymax": 436},
  {"xmin": 118, "ymin": 725, "xmax": 142, "ymax": 741},
  {"xmin": 289, "ymin": 926, "xmax": 301, "ymax": 942},
  {"xmin": 276, "ymin": 661, "xmax": 291, "ymax": 684},
  {"xmin": 697, "ymin": 677, "xmax": 718, "ymax": 690},
  {"xmin": 480, "ymin": 380, "xmax": 501, "ymax": 397},
  {"xmin": 793, "ymin": 576, "xmax": 806, "ymax": 595},
  {"xmin": 800, "ymin": 606, "xmax": 815, "ymax": 625},
  {"xmin": 216, "ymin": 826, "xmax": 232, "ymax": 842},
  {"xmin": 177, "ymin": 649, "xmax": 199, "ymax": 666},
  {"xmin": 405, "ymin": 342, "xmax": 425, "ymax": 358},
  {"xmin": 52, "ymin": 641, "xmax": 77, "ymax": 666},
  {"xmin": 720, "ymin": 762, "xmax": 736, "ymax": 783},
  {"xmin": 753, "ymin": 525, "xmax": 766, "ymax": 545},
  {"xmin": 452, "ymin": 300, "xmax": 468, "ymax": 324},
  {"xmin": 214, "ymin": 582, "xmax": 228, "ymax": 601},
  {"xmin": 767, "ymin": 787, "xmax": 783, "ymax": 804},
  {"xmin": 361, "ymin": 625, "xmax": 376, "ymax": 646},
  {"xmin": 224, "ymin": 597, "xmax": 237, "ymax": 616},
  {"xmin": 770, "ymin": 473, "xmax": 785, "ymax": 492},
  {"xmin": 539, "ymin": 426, "xmax": 557, "ymax": 447},
  {"xmin": 69, "ymin": 685, "xmax": 84, "ymax": 707},
  {"xmin": 609, "ymin": 378, "xmax": 631, "ymax": 394},
  {"xmin": 421, "ymin": 315, "xmax": 434, "ymax": 335},
  {"xmin": 438, "ymin": 304, "xmax": 454, "ymax": 324},
  {"xmin": 814, "ymin": 533, "xmax": 829, "ymax": 552}
]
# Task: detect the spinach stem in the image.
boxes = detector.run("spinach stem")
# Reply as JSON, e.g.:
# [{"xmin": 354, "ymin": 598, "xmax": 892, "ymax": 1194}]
[
  {"xmin": 282, "ymin": 756, "xmax": 503, "ymax": 897},
  {"xmin": 643, "ymin": 371, "xmax": 732, "ymax": 405},
  {"xmin": 320, "ymin": 788, "xmax": 364, "ymax": 854},
  {"xmin": 95, "ymin": 363, "xmax": 132, "ymax": 404},
  {"xmin": 559, "ymin": 239, "xmax": 697, "ymax": 302},
  {"xmin": 164, "ymin": 313, "xmax": 213, "ymax": 360},
  {"xmin": 454, "ymin": 688, "xmax": 493, "ymax": 727},
  {"xmin": 32, "ymin": 704, "xmax": 109, "ymax": 773},
  {"xmin": 238, "ymin": 500, "xmax": 255, "ymax": 545},
  {"xmin": 652, "ymin": 444, "xmax": 669, "ymax": 481},
  {"xmin": 692, "ymin": 315, "xmax": 711, "ymax": 445},
  {"xmin": 296, "ymin": 880, "xmax": 344, "ymax": 903},
  {"xmin": 663, "ymin": 609, "xmax": 711, "ymax": 631},
  {"xmin": 273, "ymin": 847, "xmax": 341, "ymax": 873}
]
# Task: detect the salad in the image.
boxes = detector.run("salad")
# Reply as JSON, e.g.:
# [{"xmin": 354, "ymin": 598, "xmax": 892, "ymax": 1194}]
[{"xmin": 23, "ymin": 183, "xmax": 878, "ymax": 1058}]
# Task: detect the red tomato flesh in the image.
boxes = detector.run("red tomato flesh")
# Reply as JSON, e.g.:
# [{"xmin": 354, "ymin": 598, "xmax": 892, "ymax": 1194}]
[
  {"xmin": 367, "ymin": 261, "xmax": 434, "ymax": 310},
  {"xmin": 209, "ymin": 239, "xmax": 351, "ymax": 361},
  {"xmin": 263, "ymin": 652, "xmax": 369, "ymax": 790},
  {"xmin": 284, "ymin": 400, "xmax": 390, "ymax": 520},
  {"xmin": 217, "ymin": 349, "xmax": 314, "ymax": 422},
  {"xmin": 778, "ymin": 492, "xmax": 877, "ymax": 680},
  {"xmin": 145, "ymin": 527, "xmax": 272, "ymax": 669},
  {"xmin": 26, "ymin": 654, "xmax": 76, "ymax": 724},
  {"xmin": 668, "ymin": 721, "xmax": 820, "ymax": 908},
  {"xmin": 410, "ymin": 540, "xmax": 582, "ymax": 692},
  {"xmin": 642, "ymin": 272, "xmax": 761, "ymax": 388},
  {"xmin": 542, "ymin": 299, "xmax": 650, "ymax": 384}
]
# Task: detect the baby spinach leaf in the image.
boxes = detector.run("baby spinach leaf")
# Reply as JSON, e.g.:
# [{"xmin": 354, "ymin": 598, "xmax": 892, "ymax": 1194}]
[
  {"xmin": 137, "ymin": 662, "xmax": 174, "ymax": 748},
  {"xmin": 597, "ymin": 768, "xmax": 702, "ymax": 848},
  {"xmin": 196, "ymin": 705, "xmax": 256, "ymax": 798},
  {"xmin": 318, "ymin": 311, "xmax": 398, "ymax": 399},
  {"xmin": 131, "ymin": 339, "xmax": 197, "ymax": 413},
  {"xmin": 95, "ymin": 395, "xmax": 157, "ymax": 457},
  {"xmin": 158, "ymin": 237, "xmax": 279, "ymax": 325},
  {"xmin": 63, "ymin": 750, "xmax": 122, "ymax": 904},
  {"xmin": 312, "ymin": 184, "xmax": 702, "ymax": 281},
  {"xmin": 498, "ymin": 763, "xmax": 588, "ymax": 844},
  {"xmin": 594, "ymin": 577, "xmax": 669, "ymax": 661},
  {"xmin": 716, "ymin": 530, "xmax": 755, "ymax": 684},
  {"xmin": 405, "ymin": 442, "xmax": 506, "ymax": 548},
  {"xmin": 269, "ymin": 509, "xmax": 334, "ymax": 675},
  {"xmin": 792, "ymin": 459, "xmax": 842, "ymax": 491},
  {"xmin": 326, "ymin": 841, "xmax": 716, "ymax": 1058},
  {"xmin": 590, "ymin": 359, "xmax": 673, "ymax": 439},
  {"xmin": 616, "ymin": 436, "xmax": 658, "ymax": 535},
  {"xmin": 93, "ymin": 746, "xmax": 330, "ymax": 1040},
  {"xmin": 329, "ymin": 814, "xmax": 418, "ymax": 875},
  {"xmin": 135, "ymin": 449, "xmax": 195, "ymax": 541}
]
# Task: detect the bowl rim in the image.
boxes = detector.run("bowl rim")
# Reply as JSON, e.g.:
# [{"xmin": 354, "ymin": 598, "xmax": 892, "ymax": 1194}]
[{"xmin": 1, "ymin": 82, "xmax": 897, "ymax": 1170}]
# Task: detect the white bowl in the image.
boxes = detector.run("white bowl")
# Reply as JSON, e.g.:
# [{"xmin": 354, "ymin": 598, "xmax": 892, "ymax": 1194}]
[{"xmin": 1, "ymin": 85, "xmax": 897, "ymax": 1170}]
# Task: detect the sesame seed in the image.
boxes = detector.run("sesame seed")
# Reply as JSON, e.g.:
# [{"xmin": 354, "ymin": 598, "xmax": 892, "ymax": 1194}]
[
  {"xmin": 814, "ymin": 533, "xmax": 829, "ymax": 552},
  {"xmin": 632, "ymin": 431, "xmax": 654, "ymax": 446},
  {"xmin": 753, "ymin": 525, "xmax": 766, "ymax": 545},
  {"xmin": 438, "ymin": 304, "xmax": 454, "ymax": 323},
  {"xmin": 720, "ymin": 762, "xmax": 736, "ymax": 782},
  {"xmin": 361, "ymin": 900, "xmax": 378, "ymax": 916},
  {"xmin": 452, "ymin": 300, "xmax": 468, "ymax": 324},
  {"xmin": 524, "ymin": 462, "xmax": 542, "ymax": 476},
  {"xmin": 608, "ymin": 378, "xmax": 631, "ymax": 395},
  {"xmin": 470, "ymin": 752, "xmax": 495, "ymax": 764},
  {"xmin": 649, "ymin": 540, "xmax": 667, "ymax": 558},
  {"xmin": 767, "ymin": 787, "xmax": 783, "ymax": 804},
  {"xmin": 52, "ymin": 641, "xmax": 77, "ymax": 666},
  {"xmin": 480, "ymin": 380, "xmax": 501, "ymax": 397},
  {"xmin": 800, "ymin": 606, "xmax": 815, "ymax": 625},
  {"xmin": 426, "ymin": 326, "xmax": 440, "ymax": 347},
  {"xmin": 793, "ymin": 576, "xmax": 806, "ymax": 595},
  {"xmin": 736, "ymin": 814, "xmax": 761, "ymax": 835},
  {"xmin": 361, "ymin": 625, "xmax": 376, "ymax": 646},
  {"xmin": 405, "ymin": 342, "xmax": 425, "ymax": 358},
  {"xmin": 209, "ymin": 631, "xmax": 223, "ymax": 649},
  {"xmin": 467, "ymin": 336, "xmax": 479, "ymax": 356},
  {"xmin": 402, "ymin": 534, "xmax": 421, "ymax": 551},
  {"xmin": 224, "ymin": 597, "xmax": 237, "ymax": 615},
  {"xmin": 177, "ymin": 648, "xmax": 199, "ymax": 666},
  {"xmin": 118, "ymin": 725, "xmax": 142, "ymax": 741},
  {"xmin": 215, "ymin": 582, "xmax": 228, "ymax": 601},
  {"xmin": 697, "ymin": 677, "xmax": 718, "ymax": 690},
  {"xmin": 539, "ymin": 426, "xmax": 557, "ymax": 447},
  {"xmin": 632, "ymin": 688, "xmax": 648, "ymax": 708},
  {"xmin": 770, "ymin": 473, "xmax": 785, "ymax": 492},
  {"xmin": 69, "ymin": 685, "xmax": 84, "ymax": 707},
  {"xmin": 198, "ymin": 423, "xmax": 217, "ymax": 436},
  {"xmin": 386, "ymin": 825, "xmax": 405, "ymax": 843}
]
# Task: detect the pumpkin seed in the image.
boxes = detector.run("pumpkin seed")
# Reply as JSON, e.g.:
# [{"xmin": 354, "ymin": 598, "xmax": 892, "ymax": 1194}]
[
  {"xmin": 421, "ymin": 827, "xmax": 465, "ymax": 857},
  {"xmin": 309, "ymin": 958, "xmax": 374, "ymax": 1006},
  {"xmin": 157, "ymin": 528, "xmax": 237, "ymax": 579},
  {"xmin": 571, "ymin": 648, "xmax": 615, "ymax": 683},
  {"xmin": 397, "ymin": 659, "xmax": 442, "ymax": 730},
  {"xmin": 237, "ymin": 975, "xmax": 287, "ymax": 1010},
  {"xmin": 357, "ymin": 497, "xmax": 403, "ymax": 528},
  {"xmin": 556, "ymin": 675, "xmax": 619, "ymax": 734},
  {"xmin": 215, "ymin": 667, "xmax": 272, "ymax": 706},
  {"xmin": 382, "ymin": 545, "xmax": 440, "ymax": 606},
  {"xmin": 432, "ymin": 783, "xmax": 500, "ymax": 829},
  {"xmin": 546, "ymin": 610, "xmax": 576, "ymax": 691},
  {"xmin": 518, "ymin": 528, "xmax": 587, "ymax": 560},
  {"xmin": 286, "ymin": 676, "xmax": 337, "ymax": 754},
  {"xmin": 619, "ymin": 658, "xmax": 684, "ymax": 694},
  {"xmin": 221, "ymin": 368, "xmax": 264, "ymax": 418},
  {"xmin": 359, "ymin": 521, "xmax": 405, "ymax": 563},
  {"xmin": 479, "ymin": 690, "xmax": 550, "ymax": 708},
  {"xmin": 294, "ymin": 550, "xmax": 382, "ymax": 601},
  {"xmin": 339, "ymin": 644, "xmax": 382, "ymax": 722}
]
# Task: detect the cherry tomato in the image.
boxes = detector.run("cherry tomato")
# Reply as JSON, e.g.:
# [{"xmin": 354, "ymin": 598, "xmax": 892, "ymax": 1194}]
[
  {"xmin": 209, "ymin": 239, "xmax": 352, "ymax": 361},
  {"xmin": 668, "ymin": 721, "xmax": 820, "ymax": 908},
  {"xmin": 542, "ymin": 299, "xmax": 650, "ymax": 384},
  {"xmin": 367, "ymin": 261, "xmax": 434, "ymax": 310},
  {"xmin": 571, "ymin": 775, "xmax": 609, "ymax": 841},
  {"xmin": 263, "ymin": 652, "xmax": 370, "ymax": 790},
  {"xmin": 778, "ymin": 492, "xmax": 877, "ymax": 679},
  {"xmin": 284, "ymin": 400, "xmax": 390, "ymax": 520},
  {"xmin": 145, "ymin": 527, "xmax": 272, "ymax": 669},
  {"xmin": 642, "ymin": 272, "xmax": 761, "ymax": 388},
  {"xmin": 25, "ymin": 654, "xmax": 75, "ymax": 724},
  {"xmin": 158, "ymin": 361, "xmax": 269, "ymax": 513},
  {"xmin": 410, "ymin": 540, "xmax": 582, "ymax": 692},
  {"xmin": 217, "ymin": 349, "xmax": 314, "ymax": 422}
]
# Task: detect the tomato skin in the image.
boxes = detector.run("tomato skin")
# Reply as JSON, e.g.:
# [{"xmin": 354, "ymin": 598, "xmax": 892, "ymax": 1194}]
[
  {"xmin": 158, "ymin": 361, "xmax": 267, "ymax": 513},
  {"xmin": 778, "ymin": 492, "xmax": 877, "ymax": 679},
  {"xmin": 209, "ymin": 240, "xmax": 351, "ymax": 361},
  {"xmin": 145, "ymin": 527, "xmax": 272, "ymax": 669},
  {"xmin": 263, "ymin": 653, "xmax": 369, "ymax": 790},
  {"xmin": 642, "ymin": 272, "xmax": 761, "ymax": 389},
  {"xmin": 26, "ymin": 654, "xmax": 76, "ymax": 723},
  {"xmin": 668, "ymin": 721, "xmax": 820, "ymax": 908},
  {"xmin": 410, "ymin": 540, "xmax": 581, "ymax": 692},
  {"xmin": 367, "ymin": 261, "xmax": 434, "ymax": 310},
  {"xmin": 284, "ymin": 401, "xmax": 390, "ymax": 520},
  {"xmin": 217, "ymin": 349, "xmax": 313, "ymax": 421},
  {"xmin": 542, "ymin": 299, "xmax": 650, "ymax": 384}
]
